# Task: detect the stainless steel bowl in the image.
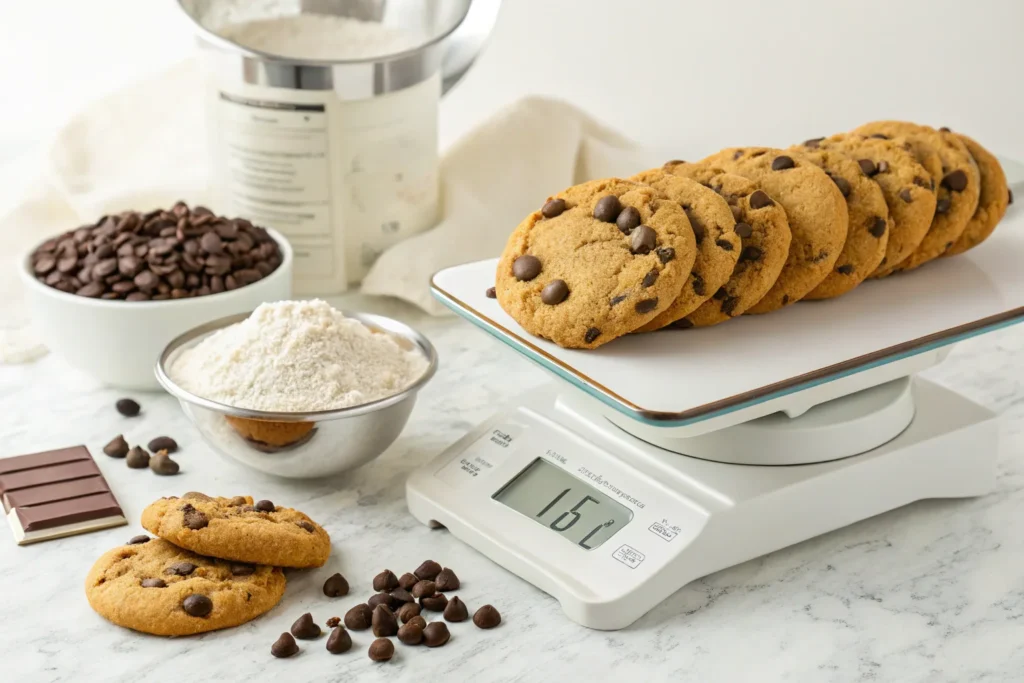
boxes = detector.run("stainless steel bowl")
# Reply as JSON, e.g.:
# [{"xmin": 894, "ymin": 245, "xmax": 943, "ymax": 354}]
[{"xmin": 155, "ymin": 310, "xmax": 437, "ymax": 479}]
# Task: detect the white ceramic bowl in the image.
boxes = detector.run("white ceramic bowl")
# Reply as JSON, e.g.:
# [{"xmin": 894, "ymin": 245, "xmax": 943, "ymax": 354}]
[{"xmin": 19, "ymin": 227, "xmax": 293, "ymax": 391}]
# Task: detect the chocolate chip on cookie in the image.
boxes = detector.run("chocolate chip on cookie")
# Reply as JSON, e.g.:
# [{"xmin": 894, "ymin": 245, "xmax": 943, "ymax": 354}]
[
  {"xmin": 741, "ymin": 246, "xmax": 762, "ymax": 261},
  {"xmin": 899, "ymin": 188, "xmax": 914, "ymax": 202},
  {"xmin": 936, "ymin": 198, "xmax": 951, "ymax": 214},
  {"xmin": 127, "ymin": 535, "xmax": 150, "ymax": 545},
  {"xmin": 630, "ymin": 225, "xmax": 657, "ymax": 254},
  {"xmin": 771, "ymin": 156, "xmax": 795, "ymax": 171},
  {"xmin": 803, "ymin": 137, "xmax": 825, "ymax": 149},
  {"xmin": 182, "ymin": 505, "xmax": 209, "ymax": 530},
  {"xmin": 254, "ymin": 499, "xmax": 275, "ymax": 513},
  {"xmin": 868, "ymin": 217, "xmax": 888, "ymax": 238},
  {"xmin": 141, "ymin": 578, "xmax": 166, "ymax": 588},
  {"xmin": 593, "ymin": 195, "xmax": 621, "ymax": 222},
  {"xmin": 748, "ymin": 190, "xmax": 774, "ymax": 209},
  {"xmin": 541, "ymin": 198, "xmax": 566, "ymax": 218},
  {"xmin": 512, "ymin": 255, "xmax": 541, "ymax": 281},
  {"xmin": 296, "ymin": 521, "xmax": 315, "ymax": 532},
  {"xmin": 942, "ymin": 169, "xmax": 968, "ymax": 192},
  {"xmin": 829, "ymin": 174, "xmax": 852, "ymax": 197},
  {"xmin": 634, "ymin": 298, "xmax": 658, "ymax": 314},
  {"xmin": 541, "ymin": 280, "xmax": 569, "ymax": 305},
  {"xmin": 837, "ymin": 264, "xmax": 854, "ymax": 275},
  {"xmin": 166, "ymin": 561, "xmax": 198, "ymax": 576},
  {"xmin": 858, "ymin": 159, "xmax": 878, "ymax": 176},
  {"xmin": 734, "ymin": 222, "xmax": 753, "ymax": 238},
  {"xmin": 616, "ymin": 206, "xmax": 641, "ymax": 234},
  {"xmin": 656, "ymin": 247, "xmax": 675, "ymax": 264},
  {"xmin": 182, "ymin": 594, "xmax": 213, "ymax": 617}
]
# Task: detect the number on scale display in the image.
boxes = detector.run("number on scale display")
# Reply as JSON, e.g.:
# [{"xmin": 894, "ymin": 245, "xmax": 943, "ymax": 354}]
[{"xmin": 493, "ymin": 458, "xmax": 633, "ymax": 550}]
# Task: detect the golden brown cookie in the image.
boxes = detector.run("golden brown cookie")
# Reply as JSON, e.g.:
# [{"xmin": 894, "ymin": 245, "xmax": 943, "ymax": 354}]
[
  {"xmin": 786, "ymin": 145, "xmax": 891, "ymax": 298},
  {"xmin": 495, "ymin": 178, "xmax": 697, "ymax": 349},
  {"xmin": 695, "ymin": 148, "xmax": 848, "ymax": 313},
  {"xmin": 808, "ymin": 134, "xmax": 937, "ymax": 274},
  {"xmin": 85, "ymin": 537, "xmax": 286, "ymax": 636},
  {"xmin": 141, "ymin": 492, "xmax": 330, "ymax": 568},
  {"xmin": 852, "ymin": 121, "xmax": 980, "ymax": 273},
  {"xmin": 943, "ymin": 131, "xmax": 1010, "ymax": 256},
  {"xmin": 629, "ymin": 169, "xmax": 740, "ymax": 331}
]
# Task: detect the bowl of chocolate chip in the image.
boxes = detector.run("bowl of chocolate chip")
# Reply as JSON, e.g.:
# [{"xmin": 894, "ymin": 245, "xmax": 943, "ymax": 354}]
[{"xmin": 20, "ymin": 202, "xmax": 293, "ymax": 390}]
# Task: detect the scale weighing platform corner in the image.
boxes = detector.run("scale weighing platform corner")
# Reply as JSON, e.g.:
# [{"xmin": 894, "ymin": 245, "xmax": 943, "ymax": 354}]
[{"xmin": 407, "ymin": 187, "xmax": 1023, "ymax": 631}]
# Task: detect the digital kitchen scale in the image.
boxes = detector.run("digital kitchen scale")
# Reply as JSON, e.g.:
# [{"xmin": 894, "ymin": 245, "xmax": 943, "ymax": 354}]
[{"xmin": 407, "ymin": 188, "xmax": 1024, "ymax": 631}]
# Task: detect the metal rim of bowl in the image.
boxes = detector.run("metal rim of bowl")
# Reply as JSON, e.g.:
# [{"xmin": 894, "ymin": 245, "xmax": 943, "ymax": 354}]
[
  {"xmin": 155, "ymin": 309, "xmax": 439, "ymax": 421},
  {"xmin": 19, "ymin": 226, "xmax": 294, "ymax": 310}
]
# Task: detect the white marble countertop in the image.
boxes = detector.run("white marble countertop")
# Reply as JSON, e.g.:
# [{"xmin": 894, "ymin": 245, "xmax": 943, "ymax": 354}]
[{"xmin": 1, "ymin": 292, "xmax": 1024, "ymax": 683}]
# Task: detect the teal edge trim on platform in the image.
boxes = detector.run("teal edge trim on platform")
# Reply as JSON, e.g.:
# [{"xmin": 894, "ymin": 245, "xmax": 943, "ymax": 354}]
[{"xmin": 431, "ymin": 285, "xmax": 1024, "ymax": 429}]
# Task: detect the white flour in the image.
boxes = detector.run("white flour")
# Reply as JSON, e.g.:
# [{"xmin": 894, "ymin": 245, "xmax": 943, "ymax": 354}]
[
  {"xmin": 217, "ymin": 14, "xmax": 419, "ymax": 60},
  {"xmin": 169, "ymin": 300, "xmax": 428, "ymax": 412}
]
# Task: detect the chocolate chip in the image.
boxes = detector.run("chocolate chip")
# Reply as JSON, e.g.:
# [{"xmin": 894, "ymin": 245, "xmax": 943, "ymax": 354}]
[
  {"xmin": 721, "ymin": 296, "xmax": 739, "ymax": 316},
  {"xmin": 635, "ymin": 298, "xmax": 658, "ymax": 314},
  {"xmin": 749, "ymin": 190, "xmax": 774, "ymax": 209},
  {"xmin": 183, "ymin": 507, "xmax": 209, "ymax": 530},
  {"xmin": 182, "ymin": 492, "xmax": 212, "ymax": 502},
  {"xmin": 369, "ymin": 638, "xmax": 394, "ymax": 661},
  {"xmin": 485, "ymin": 287, "xmax": 496, "ymax": 298},
  {"xmin": 656, "ymin": 247, "xmax": 675, "ymax": 264},
  {"xmin": 291, "ymin": 612, "xmax": 322, "ymax": 639},
  {"xmin": 326, "ymin": 626, "xmax": 352, "ymax": 654},
  {"xmin": 782, "ymin": 295, "xmax": 790, "ymax": 305},
  {"xmin": 254, "ymin": 500, "xmax": 275, "ymax": 513},
  {"xmin": 715, "ymin": 239, "xmax": 734, "ymax": 251},
  {"xmin": 942, "ymin": 169, "xmax": 968, "ymax": 192},
  {"xmin": 420, "ymin": 593, "xmax": 448, "ymax": 612},
  {"xmin": 390, "ymin": 588, "xmax": 415, "ymax": 605},
  {"xmin": 713, "ymin": 288, "xmax": 728, "ymax": 301},
  {"xmin": 584, "ymin": 328, "xmax": 601, "ymax": 344},
  {"xmin": 148, "ymin": 436, "xmax": 178, "ymax": 454},
  {"xmin": 166, "ymin": 561, "xmax": 197, "ymax": 576},
  {"xmin": 837, "ymin": 264, "xmax": 854, "ymax": 275},
  {"xmin": 771, "ymin": 156, "xmax": 795, "ymax": 171},
  {"xmin": 326, "ymin": 616, "xmax": 341, "ymax": 628},
  {"xmin": 414, "ymin": 560, "xmax": 442, "ymax": 580},
  {"xmin": 741, "ymin": 246, "xmax": 762, "ymax": 261},
  {"xmin": 609, "ymin": 294, "xmax": 627, "ymax": 307},
  {"xmin": 692, "ymin": 275, "xmax": 706, "ymax": 296},
  {"xmin": 103, "ymin": 435, "xmax": 129, "ymax": 458},
  {"xmin": 869, "ymin": 133, "xmax": 890, "ymax": 140},
  {"xmin": 231, "ymin": 564, "xmax": 256, "ymax": 576},
  {"xmin": 271, "ymin": 632, "xmax": 299, "ymax": 658},
  {"xmin": 149, "ymin": 452, "xmax": 180, "ymax": 475},
  {"xmin": 296, "ymin": 521, "xmax": 315, "ymax": 532},
  {"xmin": 593, "ymin": 195, "xmax": 622, "ymax": 222},
  {"xmin": 115, "ymin": 398, "xmax": 140, "ymax": 417},
  {"xmin": 914, "ymin": 176, "xmax": 931, "ymax": 189},
  {"xmin": 407, "ymin": 615, "xmax": 427, "ymax": 630},
  {"xmin": 868, "ymin": 217, "xmax": 887, "ymax": 238},
  {"xmin": 228, "ymin": 496, "xmax": 247, "ymax": 506},
  {"xmin": 512, "ymin": 255, "xmax": 542, "ymax": 281},
  {"xmin": 541, "ymin": 198, "xmax": 566, "ymax": 218},
  {"xmin": 443, "ymin": 596, "xmax": 469, "ymax": 622},
  {"xmin": 373, "ymin": 570, "xmax": 399, "ymax": 592},
  {"xmin": 372, "ymin": 605, "xmax": 399, "ymax": 637},
  {"xmin": 434, "ymin": 568, "xmax": 460, "ymax": 592},
  {"xmin": 830, "ymin": 175, "xmax": 852, "ymax": 197},
  {"xmin": 1008, "ymin": 188, "xmax": 1014, "ymax": 205},
  {"xmin": 412, "ymin": 580, "xmax": 437, "ymax": 599},
  {"xmin": 141, "ymin": 578, "xmax": 166, "ymax": 588},
  {"xmin": 182, "ymin": 594, "xmax": 212, "ymax": 617},
  {"xmin": 876, "ymin": 160, "xmax": 889, "ymax": 174},
  {"xmin": 936, "ymin": 198, "xmax": 951, "ymax": 214},
  {"xmin": 422, "ymin": 622, "xmax": 450, "ymax": 647},
  {"xmin": 858, "ymin": 159, "xmax": 877, "ymax": 176},
  {"xmin": 127, "ymin": 535, "xmax": 150, "ymax": 545},
  {"xmin": 398, "ymin": 602, "xmax": 422, "ymax": 623},
  {"xmin": 473, "ymin": 605, "xmax": 502, "ymax": 629},
  {"xmin": 939, "ymin": 126, "xmax": 952, "ymax": 133},
  {"xmin": 803, "ymin": 137, "xmax": 824, "ymax": 148},
  {"xmin": 398, "ymin": 573, "xmax": 418, "ymax": 590},
  {"xmin": 368, "ymin": 593, "xmax": 392, "ymax": 610},
  {"xmin": 616, "ymin": 206, "xmax": 641, "ymax": 234},
  {"xmin": 730, "ymin": 204, "xmax": 743, "ymax": 220},
  {"xmin": 733, "ymin": 150, "xmax": 744, "ymax": 160},
  {"xmin": 734, "ymin": 222, "xmax": 753, "ymax": 238},
  {"xmin": 345, "ymin": 604, "xmax": 372, "ymax": 630},
  {"xmin": 899, "ymin": 188, "xmax": 914, "ymax": 203},
  {"xmin": 682, "ymin": 207, "xmax": 704, "ymax": 244},
  {"xmin": 323, "ymin": 573, "xmax": 349, "ymax": 597},
  {"xmin": 641, "ymin": 269, "xmax": 659, "ymax": 288},
  {"xmin": 541, "ymin": 279, "xmax": 569, "ymax": 305},
  {"xmin": 398, "ymin": 621, "xmax": 424, "ymax": 645},
  {"xmin": 630, "ymin": 225, "xmax": 656, "ymax": 254},
  {"xmin": 670, "ymin": 318, "xmax": 694, "ymax": 329}
]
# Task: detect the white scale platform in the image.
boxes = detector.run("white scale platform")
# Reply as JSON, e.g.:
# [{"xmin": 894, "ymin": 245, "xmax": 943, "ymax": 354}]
[{"xmin": 407, "ymin": 168, "xmax": 1024, "ymax": 630}]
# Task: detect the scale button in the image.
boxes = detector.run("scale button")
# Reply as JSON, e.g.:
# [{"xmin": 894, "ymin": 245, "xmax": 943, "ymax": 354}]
[
  {"xmin": 612, "ymin": 545, "xmax": 645, "ymax": 569},
  {"xmin": 436, "ymin": 423, "xmax": 525, "ymax": 485},
  {"xmin": 647, "ymin": 522, "xmax": 678, "ymax": 542}
]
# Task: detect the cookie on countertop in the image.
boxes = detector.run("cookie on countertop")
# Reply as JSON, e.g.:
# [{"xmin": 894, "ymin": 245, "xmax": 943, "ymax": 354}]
[
  {"xmin": 85, "ymin": 537, "xmax": 286, "ymax": 636},
  {"xmin": 629, "ymin": 169, "xmax": 740, "ymax": 331},
  {"xmin": 495, "ymin": 178, "xmax": 697, "ymax": 348},
  {"xmin": 943, "ymin": 131, "xmax": 1011, "ymax": 256},
  {"xmin": 786, "ymin": 144, "xmax": 891, "ymax": 298},
  {"xmin": 852, "ymin": 121, "xmax": 980, "ymax": 273},
  {"xmin": 807, "ymin": 134, "xmax": 937, "ymax": 274},
  {"xmin": 141, "ymin": 492, "xmax": 330, "ymax": 568},
  {"xmin": 693, "ymin": 148, "xmax": 848, "ymax": 313}
]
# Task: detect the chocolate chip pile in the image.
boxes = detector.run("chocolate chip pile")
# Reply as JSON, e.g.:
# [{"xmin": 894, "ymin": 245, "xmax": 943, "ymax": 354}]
[
  {"xmin": 272, "ymin": 560, "xmax": 502, "ymax": 662},
  {"xmin": 29, "ymin": 202, "xmax": 282, "ymax": 300},
  {"xmin": 104, "ymin": 398, "xmax": 182, "ymax": 475}
]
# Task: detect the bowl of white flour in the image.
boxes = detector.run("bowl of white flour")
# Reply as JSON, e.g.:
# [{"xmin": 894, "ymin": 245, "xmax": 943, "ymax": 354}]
[{"xmin": 156, "ymin": 300, "xmax": 437, "ymax": 478}]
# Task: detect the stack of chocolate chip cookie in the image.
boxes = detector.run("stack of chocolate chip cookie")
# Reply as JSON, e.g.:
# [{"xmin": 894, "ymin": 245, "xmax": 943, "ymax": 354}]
[
  {"xmin": 495, "ymin": 120, "xmax": 1011, "ymax": 349},
  {"xmin": 85, "ymin": 492, "xmax": 329, "ymax": 636}
]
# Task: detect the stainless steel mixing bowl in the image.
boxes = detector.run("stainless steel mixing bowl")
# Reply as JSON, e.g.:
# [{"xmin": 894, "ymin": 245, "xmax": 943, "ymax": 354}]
[{"xmin": 155, "ymin": 310, "xmax": 437, "ymax": 478}]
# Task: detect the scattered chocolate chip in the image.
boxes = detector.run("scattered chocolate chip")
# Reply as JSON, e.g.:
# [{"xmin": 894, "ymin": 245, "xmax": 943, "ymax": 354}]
[
  {"xmin": 541, "ymin": 279, "xmax": 569, "ymax": 305},
  {"xmin": 803, "ymin": 137, "xmax": 824, "ymax": 148},
  {"xmin": 372, "ymin": 605, "xmax": 399, "ymax": 637},
  {"xmin": 656, "ymin": 247, "xmax": 675, "ymax": 264},
  {"xmin": 149, "ymin": 452, "xmax": 180, "ymax": 475},
  {"xmin": 228, "ymin": 496, "xmax": 247, "ymax": 506},
  {"xmin": 182, "ymin": 594, "xmax": 212, "ymax": 617},
  {"xmin": 390, "ymin": 588, "xmax": 415, "ymax": 605},
  {"xmin": 414, "ymin": 560, "xmax": 442, "ymax": 581},
  {"xmin": 593, "ymin": 195, "xmax": 622, "ymax": 222},
  {"xmin": 771, "ymin": 156, "xmax": 795, "ymax": 171},
  {"xmin": 166, "ymin": 561, "xmax": 198, "ymax": 576},
  {"xmin": 103, "ymin": 435, "xmax": 129, "ymax": 458},
  {"xmin": 254, "ymin": 499, "xmax": 275, "ymax": 513},
  {"xmin": 398, "ymin": 622, "xmax": 424, "ymax": 645},
  {"xmin": 326, "ymin": 616, "xmax": 341, "ymax": 628},
  {"xmin": 368, "ymin": 593, "xmax": 392, "ymax": 610},
  {"xmin": 670, "ymin": 318, "xmax": 694, "ymax": 329},
  {"xmin": 422, "ymin": 622, "xmax": 451, "ymax": 647},
  {"xmin": 830, "ymin": 175, "xmax": 852, "ymax": 197},
  {"xmin": 443, "ymin": 596, "xmax": 469, "ymax": 622},
  {"xmin": 291, "ymin": 612, "xmax": 321, "ymax": 639},
  {"xmin": 126, "ymin": 446, "xmax": 150, "ymax": 469},
  {"xmin": 271, "ymin": 632, "xmax": 299, "ymax": 658},
  {"xmin": 412, "ymin": 580, "xmax": 437, "ymax": 599},
  {"xmin": 183, "ymin": 507, "xmax": 209, "ymax": 530},
  {"xmin": 345, "ymin": 604, "xmax": 372, "ymax": 630},
  {"xmin": 323, "ymin": 573, "xmax": 349, "ymax": 597},
  {"xmin": 616, "ymin": 206, "xmax": 641, "ymax": 234},
  {"xmin": 715, "ymin": 239, "xmax": 734, "ymax": 251},
  {"xmin": 326, "ymin": 626, "xmax": 352, "ymax": 654},
  {"xmin": 868, "ymin": 217, "xmax": 887, "ymax": 238},
  {"xmin": 231, "ymin": 564, "xmax": 256, "ymax": 576},
  {"xmin": 734, "ymin": 222, "xmax": 753, "ymax": 238},
  {"xmin": 899, "ymin": 188, "xmax": 914, "ymax": 203},
  {"xmin": 473, "ymin": 605, "xmax": 502, "ymax": 629},
  {"xmin": 741, "ymin": 246, "xmax": 762, "ymax": 261},
  {"xmin": 692, "ymin": 275, "xmax": 706, "ymax": 296},
  {"xmin": 369, "ymin": 638, "xmax": 395, "ymax": 661},
  {"xmin": 420, "ymin": 593, "xmax": 448, "ymax": 612},
  {"xmin": 858, "ymin": 159, "xmax": 878, "ymax": 176},
  {"xmin": 541, "ymin": 198, "xmax": 567, "ymax": 219},
  {"xmin": 942, "ymin": 169, "xmax": 968, "ymax": 192},
  {"xmin": 630, "ymin": 225, "xmax": 656, "ymax": 254},
  {"xmin": 876, "ymin": 160, "xmax": 889, "ymax": 174},
  {"xmin": 373, "ymin": 570, "xmax": 399, "ymax": 592},
  {"xmin": 296, "ymin": 521, "xmax": 315, "ymax": 532},
  {"xmin": 127, "ymin": 535, "xmax": 150, "ymax": 545},
  {"xmin": 182, "ymin": 492, "xmax": 212, "ymax": 502},
  {"xmin": 398, "ymin": 573, "xmax": 418, "ymax": 591},
  {"xmin": 141, "ymin": 578, "xmax": 166, "ymax": 588},
  {"xmin": 634, "ymin": 298, "xmax": 658, "ymax": 314},
  {"xmin": 935, "ymin": 198, "xmax": 951, "ymax": 214},
  {"xmin": 485, "ymin": 287, "xmax": 496, "ymax": 298},
  {"xmin": 836, "ymin": 264, "xmax": 854, "ymax": 275},
  {"xmin": 749, "ymin": 190, "xmax": 774, "ymax": 209},
  {"xmin": 147, "ymin": 436, "xmax": 178, "ymax": 454},
  {"xmin": 512, "ymin": 255, "xmax": 542, "ymax": 281},
  {"xmin": 407, "ymin": 615, "xmax": 427, "ymax": 630},
  {"xmin": 398, "ymin": 602, "xmax": 422, "ymax": 623},
  {"xmin": 609, "ymin": 294, "xmax": 627, "ymax": 307},
  {"xmin": 641, "ymin": 269, "xmax": 659, "ymax": 288},
  {"xmin": 584, "ymin": 328, "xmax": 601, "ymax": 344},
  {"xmin": 115, "ymin": 399, "xmax": 140, "ymax": 417}
]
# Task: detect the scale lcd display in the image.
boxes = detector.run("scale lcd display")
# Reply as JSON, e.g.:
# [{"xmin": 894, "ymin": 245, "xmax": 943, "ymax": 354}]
[{"xmin": 493, "ymin": 458, "xmax": 633, "ymax": 550}]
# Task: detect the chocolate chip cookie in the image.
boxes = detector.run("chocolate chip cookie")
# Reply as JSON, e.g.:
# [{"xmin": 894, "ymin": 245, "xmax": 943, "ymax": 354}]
[
  {"xmin": 141, "ymin": 492, "xmax": 330, "ymax": 568},
  {"xmin": 86, "ymin": 537, "xmax": 286, "ymax": 636},
  {"xmin": 852, "ymin": 121, "xmax": 980, "ymax": 273},
  {"xmin": 695, "ymin": 148, "xmax": 848, "ymax": 313},
  {"xmin": 786, "ymin": 145, "xmax": 891, "ymax": 298},
  {"xmin": 807, "ymin": 134, "xmax": 937, "ymax": 274},
  {"xmin": 629, "ymin": 169, "xmax": 740, "ymax": 331},
  {"xmin": 495, "ymin": 178, "xmax": 697, "ymax": 348},
  {"xmin": 943, "ymin": 131, "xmax": 1011, "ymax": 256}
]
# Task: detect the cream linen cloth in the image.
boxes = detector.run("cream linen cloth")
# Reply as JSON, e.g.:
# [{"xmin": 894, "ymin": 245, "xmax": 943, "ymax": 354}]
[{"xmin": 0, "ymin": 59, "xmax": 658, "ymax": 361}]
